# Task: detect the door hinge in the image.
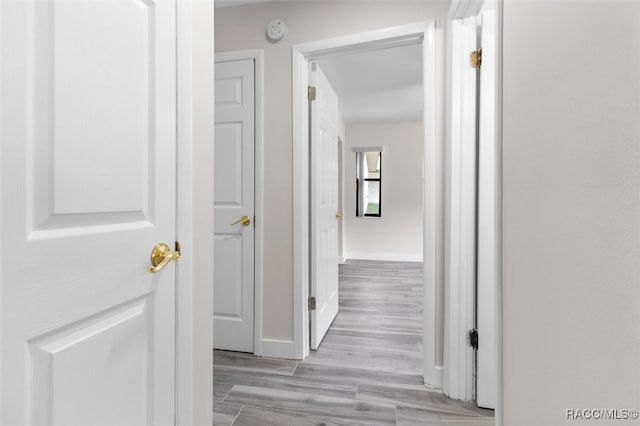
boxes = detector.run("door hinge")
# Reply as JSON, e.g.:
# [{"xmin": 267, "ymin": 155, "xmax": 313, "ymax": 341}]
[
  {"xmin": 470, "ymin": 49, "xmax": 482, "ymax": 69},
  {"xmin": 468, "ymin": 328, "xmax": 479, "ymax": 350},
  {"xmin": 308, "ymin": 86, "xmax": 317, "ymax": 101},
  {"xmin": 308, "ymin": 296, "xmax": 316, "ymax": 310}
]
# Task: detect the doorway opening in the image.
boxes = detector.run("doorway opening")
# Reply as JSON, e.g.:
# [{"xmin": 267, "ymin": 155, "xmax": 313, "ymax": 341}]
[
  {"xmin": 292, "ymin": 19, "xmax": 441, "ymax": 383},
  {"xmin": 292, "ymin": 6, "xmax": 503, "ymax": 420},
  {"xmin": 307, "ymin": 43, "xmax": 426, "ymax": 351},
  {"xmin": 446, "ymin": 0, "xmax": 501, "ymax": 412}
]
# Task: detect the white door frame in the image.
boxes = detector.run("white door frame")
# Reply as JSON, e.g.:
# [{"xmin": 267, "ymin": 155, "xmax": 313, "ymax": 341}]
[
  {"xmin": 176, "ymin": 1, "xmax": 215, "ymax": 424},
  {"xmin": 337, "ymin": 137, "xmax": 345, "ymax": 265},
  {"xmin": 446, "ymin": 0, "xmax": 503, "ymax": 422},
  {"xmin": 291, "ymin": 21, "xmax": 441, "ymax": 386},
  {"xmin": 443, "ymin": 11, "xmax": 480, "ymax": 403},
  {"xmin": 214, "ymin": 49, "xmax": 265, "ymax": 355}
]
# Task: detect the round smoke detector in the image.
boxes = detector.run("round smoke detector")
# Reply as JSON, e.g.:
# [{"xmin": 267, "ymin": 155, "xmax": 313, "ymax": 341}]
[{"xmin": 266, "ymin": 19, "xmax": 288, "ymax": 42}]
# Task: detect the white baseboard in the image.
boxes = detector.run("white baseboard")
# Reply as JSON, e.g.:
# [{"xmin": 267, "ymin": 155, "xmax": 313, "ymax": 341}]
[
  {"xmin": 260, "ymin": 338, "xmax": 297, "ymax": 359},
  {"xmin": 345, "ymin": 253, "xmax": 424, "ymax": 262},
  {"xmin": 424, "ymin": 364, "xmax": 444, "ymax": 389}
]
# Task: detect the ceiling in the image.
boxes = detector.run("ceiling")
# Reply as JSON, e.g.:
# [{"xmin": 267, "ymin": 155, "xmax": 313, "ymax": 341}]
[{"xmin": 317, "ymin": 43, "xmax": 423, "ymax": 123}]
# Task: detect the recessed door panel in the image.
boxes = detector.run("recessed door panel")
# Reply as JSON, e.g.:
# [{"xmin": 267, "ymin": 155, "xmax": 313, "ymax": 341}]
[
  {"xmin": 214, "ymin": 235, "xmax": 244, "ymax": 319},
  {"xmin": 214, "ymin": 123, "xmax": 243, "ymax": 206},
  {"xmin": 30, "ymin": 301, "xmax": 150, "ymax": 426},
  {"xmin": 28, "ymin": 0, "xmax": 155, "ymax": 233},
  {"xmin": 215, "ymin": 77, "xmax": 243, "ymax": 106}
]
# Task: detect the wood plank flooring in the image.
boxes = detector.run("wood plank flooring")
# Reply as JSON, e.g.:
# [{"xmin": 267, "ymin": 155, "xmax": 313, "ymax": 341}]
[{"xmin": 213, "ymin": 260, "xmax": 494, "ymax": 425}]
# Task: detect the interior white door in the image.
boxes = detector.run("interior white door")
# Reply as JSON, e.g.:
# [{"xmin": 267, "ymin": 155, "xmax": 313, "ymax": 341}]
[
  {"xmin": 213, "ymin": 59, "xmax": 255, "ymax": 353},
  {"xmin": 476, "ymin": 0, "xmax": 498, "ymax": 410},
  {"xmin": 309, "ymin": 62, "xmax": 339, "ymax": 350},
  {"xmin": 1, "ymin": 1, "xmax": 178, "ymax": 425}
]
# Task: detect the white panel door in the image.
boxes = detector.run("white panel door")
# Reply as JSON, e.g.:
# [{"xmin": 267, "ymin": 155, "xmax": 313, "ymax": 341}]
[
  {"xmin": 477, "ymin": 0, "xmax": 498, "ymax": 410},
  {"xmin": 214, "ymin": 59, "xmax": 255, "ymax": 353},
  {"xmin": 309, "ymin": 62, "xmax": 339, "ymax": 350},
  {"xmin": 0, "ymin": 1, "xmax": 178, "ymax": 425}
]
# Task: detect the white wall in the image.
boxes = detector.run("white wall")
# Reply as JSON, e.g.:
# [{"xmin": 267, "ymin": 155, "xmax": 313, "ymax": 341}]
[
  {"xmin": 502, "ymin": 2, "xmax": 640, "ymax": 424},
  {"xmin": 215, "ymin": 1, "xmax": 448, "ymax": 347},
  {"xmin": 344, "ymin": 122, "xmax": 423, "ymax": 261}
]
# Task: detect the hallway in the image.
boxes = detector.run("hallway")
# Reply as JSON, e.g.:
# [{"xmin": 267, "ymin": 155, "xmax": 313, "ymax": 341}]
[{"xmin": 212, "ymin": 260, "xmax": 494, "ymax": 425}]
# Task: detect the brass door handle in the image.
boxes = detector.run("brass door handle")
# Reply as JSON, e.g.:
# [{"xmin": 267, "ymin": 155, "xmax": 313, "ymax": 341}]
[
  {"xmin": 230, "ymin": 215, "xmax": 251, "ymax": 227},
  {"xmin": 336, "ymin": 212, "xmax": 344, "ymax": 220},
  {"xmin": 148, "ymin": 242, "xmax": 181, "ymax": 273}
]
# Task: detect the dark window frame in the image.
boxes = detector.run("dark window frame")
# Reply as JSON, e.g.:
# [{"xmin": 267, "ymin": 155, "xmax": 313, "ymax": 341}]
[{"xmin": 355, "ymin": 152, "xmax": 382, "ymax": 218}]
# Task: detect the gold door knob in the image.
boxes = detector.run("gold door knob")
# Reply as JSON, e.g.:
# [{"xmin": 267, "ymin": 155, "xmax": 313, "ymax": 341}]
[
  {"xmin": 148, "ymin": 242, "xmax": 181, "ymax": 273},
  {"xmin": 336, "ymin": 212, "xmax": 344, "ymax": 220},
  {"xmin": 230, "ymin": 215, "xmax": 251, "ymax": 227}
]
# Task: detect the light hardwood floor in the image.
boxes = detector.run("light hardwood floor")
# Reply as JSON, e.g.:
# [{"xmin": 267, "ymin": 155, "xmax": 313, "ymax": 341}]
[{"xmin": 213, "ymin": 260, "xmax": 494, "ymax": 425}]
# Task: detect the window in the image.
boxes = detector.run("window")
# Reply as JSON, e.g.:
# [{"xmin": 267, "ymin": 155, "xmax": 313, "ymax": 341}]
[{"xmin": 355, "ymin": 149, "xmax": 382, "ymax": 217}]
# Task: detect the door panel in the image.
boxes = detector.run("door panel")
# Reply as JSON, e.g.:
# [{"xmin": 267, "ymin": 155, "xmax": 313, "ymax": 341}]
[
  {"xmin": 309, "ymin": 62, "xmax": 339, "ymax": 350},
  {"xmin": 214, "ymin": 235, "xmax": 244, "ymax": 318},
  {"xmin": 30, "ymin": 0, "xmax": 155, "ymax": 231},
  {"xmin": 214, "ymin": 59, "xmax": 255, "ymax": 353},
  {"xmin": 214, "ymin": 123, "xmax": 244, "ymax": 205},
  {"xmin": 30, "ymin": 300, "xmax": 150, "ymax": 426},
  {"xmin": 1, "ymin": 0, "xmax": 177, "ymax": 424}
]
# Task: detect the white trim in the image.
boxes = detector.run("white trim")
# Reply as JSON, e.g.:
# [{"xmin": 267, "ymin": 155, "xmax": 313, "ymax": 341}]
[
  {"xmin": 495, "ymin": 2, "xmax": 504, "ymax": 424},
  {"xmin": 445, "ymin": 1, "xmax": 504, "ymax": 422},
  {"xmin": 292, "ymin": 20, "xmax": 441, "ymax": 386},
  {"xmin": 292, "ymin": 48, "xmax": 310, "ymax": 360},
  {"xmin": 260, "ymin": 339, "xmax": 296, "ymax": 359},
  {"xmin": 214, "ymin": 49, "xmax": 265, "ymax": 357},
  {"xmin": 420, "ymin": 21, "xmax": 441, "ymax": 390},
  {"xmin": 0, "ymin": 1, "xmax": 3, "ymax": 420},
  {"xmin": 176, "ymin": 1, "xmax": 194, "ymax": 420},
  {"xmin": 448, "ymin": 0, "xmax": 484, "ymax": 19},
  {"xmin": 176, "ymin": 0, "xmax": 214, "ymax": 425},
  {"xmin": 300, "ymin": 22, "xmax": 429, "ymax": 60},
  {"xmin": 345, "ymin": 253, "xmax": 423, "ymax": 262},
  {"xmin": 337, "ymin": 138, "xmax": 345, "ymax": 266},
  {"xmin": 254, "ymin": 52, "xmax": 265, "ymax": 358},
  {"xmin": 443, "ymin": 15, "xmax": 477, "ymax": 402},
  {"xmin": 351, "ymin": 146, "xmax": 384, "ymax": 152},
  {"xmin": 476, "ymin": 0, "xmax": 498, "ymax": 410},
  {"xmin": 215, "ymin": 49, "xmax": 261, "ymax": 64},
  {"xmin": 0, "ymin": 0, "xmax": 3, "ymax": 417}
]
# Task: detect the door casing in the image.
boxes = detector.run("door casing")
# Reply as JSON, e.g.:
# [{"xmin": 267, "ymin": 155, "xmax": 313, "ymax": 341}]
[
  {"xmin": 447, "ymin": 0, "xmax": 503, "ymax": 422},
  {"xmin": 337, "ymin": 137, "xmax": 345, "ymax": 264},
  {"xmin": 291, "ymin": 21, "xmax": 440, "ymax": 388},
  {"xmin": 291, "ymin": 12, "xmax": 505, "ymax": 424},
  {"xmin": 175, "ymin": 0, "xmax": 216, "ymax": 424}
]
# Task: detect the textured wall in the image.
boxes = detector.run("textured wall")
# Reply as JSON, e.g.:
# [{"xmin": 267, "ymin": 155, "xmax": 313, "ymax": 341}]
[
  {"xmin": 502, "ymin": 2, "xmax": 640, "ymax": 424},
  {"xmin": 344, "ymin": 122, "xmax": 424, "ymax": 261}
]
